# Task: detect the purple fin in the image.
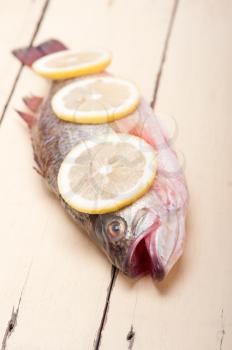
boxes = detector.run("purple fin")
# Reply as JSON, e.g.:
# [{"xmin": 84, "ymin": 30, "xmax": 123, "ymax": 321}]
[
  {"xmin": 23, "ymin": 95, "xmax": 43, "ymax": 112},
  {"xmin": 15, "ymin": 109, "xmax": 35, "ymax": 128},
  {"xmin": 12, "ymin": 39, "xmax": 68, "ymax": 66},
  {"xmin": 37, "ymin": 39, "xmax": 67, "ymax": 56}
]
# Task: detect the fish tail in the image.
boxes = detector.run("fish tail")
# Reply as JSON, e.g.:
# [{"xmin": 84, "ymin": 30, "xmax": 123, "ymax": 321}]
[{"xmin": 12, "ymin": 39, "xmax": 67, "ymax": 66}]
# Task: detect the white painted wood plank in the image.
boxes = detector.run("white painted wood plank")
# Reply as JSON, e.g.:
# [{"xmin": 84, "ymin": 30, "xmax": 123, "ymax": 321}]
[
  {"xmin": 0, "ymin": 0, "xmax": 47, "ymax": 118},
  {"xmin": 100, "ymin": 1, "xmax": 232, "ymax": 349},
  {"xmin": 0, "ymin": 0, "xmax": 174, "ymax": 349}
]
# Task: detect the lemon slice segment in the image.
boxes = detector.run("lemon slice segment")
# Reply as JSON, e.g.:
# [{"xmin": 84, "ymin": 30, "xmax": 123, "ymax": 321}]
[
  {"xmin": 58, "ymin": 134, "xmax": 157, "ymax": 214},
  {"xmin": 51, "ymin": 76, "xmax": 140, "ymax": 124},
  {"xmin": 32, "ymin": 49, "xmax": 111, "ymax": 79}
]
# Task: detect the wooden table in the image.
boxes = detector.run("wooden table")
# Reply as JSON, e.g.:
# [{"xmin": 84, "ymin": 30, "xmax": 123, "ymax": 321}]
[{"xmin": 0, "ymin": 1, "xmax": 231, "ymax": 349}]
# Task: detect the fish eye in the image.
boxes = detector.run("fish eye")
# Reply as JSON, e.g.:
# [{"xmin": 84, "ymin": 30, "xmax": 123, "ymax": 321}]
[{"xmin": 106, "ymin": 217, "xmax": 127, "ymax": 241}]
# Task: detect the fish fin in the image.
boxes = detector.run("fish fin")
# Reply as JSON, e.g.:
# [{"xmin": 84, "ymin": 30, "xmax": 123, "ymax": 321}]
[
  {"xmin": 15, "ymin": 109, "xmax": 36, "ymax": 128},
  {"xmin": 37, "ymin": 39, "xmax": 67, "ymax": 56},
  {"xmin": 33, "ymin": 166, "xmax": 43, "ymax": 177},
  {"xmin": 12, "ymin": 39, "xmax": 68, "ymax": 66},
  {"xmin": 33, "ymin": 153, "xmax": 45, "ymax": 178},
  {"xmin": 23, "ymin": 95, "xmax": 43, "ymax": 113}
]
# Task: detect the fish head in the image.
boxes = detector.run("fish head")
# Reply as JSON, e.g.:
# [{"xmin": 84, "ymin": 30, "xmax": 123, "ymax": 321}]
[{"xmin": 92, "ymin": 185, "xmax": 186, "ymax": 281}]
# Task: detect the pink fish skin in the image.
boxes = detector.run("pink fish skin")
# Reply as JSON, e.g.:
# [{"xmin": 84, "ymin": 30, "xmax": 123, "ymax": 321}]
[{"xmin": 13, "ymin": 40, "xmax": 188, "ymax": 281}]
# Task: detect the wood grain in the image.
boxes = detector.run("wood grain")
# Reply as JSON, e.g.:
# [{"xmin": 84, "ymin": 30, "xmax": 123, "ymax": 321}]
[{"xmin": 0, "ymin": 1, "xmax": 175, "ymax": 349}]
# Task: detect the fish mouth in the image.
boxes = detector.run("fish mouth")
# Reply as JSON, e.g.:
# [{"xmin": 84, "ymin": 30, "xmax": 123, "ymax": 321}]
[
  {"xmin": 128, "ymin": 223, "xmax": 165, "ymax": 281},
  {"xmin": 127, "ymin": 208, "xmax": 185, "ymax": 280}
]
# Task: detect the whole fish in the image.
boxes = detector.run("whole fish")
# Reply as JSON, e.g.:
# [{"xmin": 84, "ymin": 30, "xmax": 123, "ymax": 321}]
[{"xmin": 13, "ymin": 40, "xmax": 188, "ymax": 281}]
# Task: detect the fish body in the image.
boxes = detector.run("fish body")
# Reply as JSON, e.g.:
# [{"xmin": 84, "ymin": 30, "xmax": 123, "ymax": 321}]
[{"xmin": 13, "ymin": 40, "xmax": 188, "ymax": 281}]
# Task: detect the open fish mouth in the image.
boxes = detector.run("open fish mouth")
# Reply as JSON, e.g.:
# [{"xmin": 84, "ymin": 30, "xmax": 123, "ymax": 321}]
[
  {"xmin": 128, "ymin": 224, "xmax": 165, "ymax": 281},
  {"xmin": 128, "ymin": 209, "xmax": 185, "ymax": 280}
]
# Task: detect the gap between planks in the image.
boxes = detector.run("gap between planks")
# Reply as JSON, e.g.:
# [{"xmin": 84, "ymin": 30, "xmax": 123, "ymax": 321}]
[
  {"xmin": 0, "ymin": 0, "xmax": 50, "ymax": 127},
  {"xmin": 93, "ymin": 0, "xmax": 180, "ymax": 348},
  {"xmin": 150, "ymin": 0, "xmax": 179, "ymax": 110},
  {"xmin": 1, "ymin": 262, "xmax": 33, "ymax": 350},
  {"xmin": 93, "ymin": 267, "xmax": 118, "ymax": 350}
]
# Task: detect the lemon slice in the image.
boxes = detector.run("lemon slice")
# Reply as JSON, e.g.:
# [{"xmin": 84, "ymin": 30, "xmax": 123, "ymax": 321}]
[
  {"xmin": 32, "ymin": 49, "xmax": 111, "ymax": 79},
  {"xmin": 51, "ymin": 76, "xmax": 140, "ymax": 124},
  {"xmin": 58, "ymin": 134, "xmax": 157, "ymax": 214}
]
